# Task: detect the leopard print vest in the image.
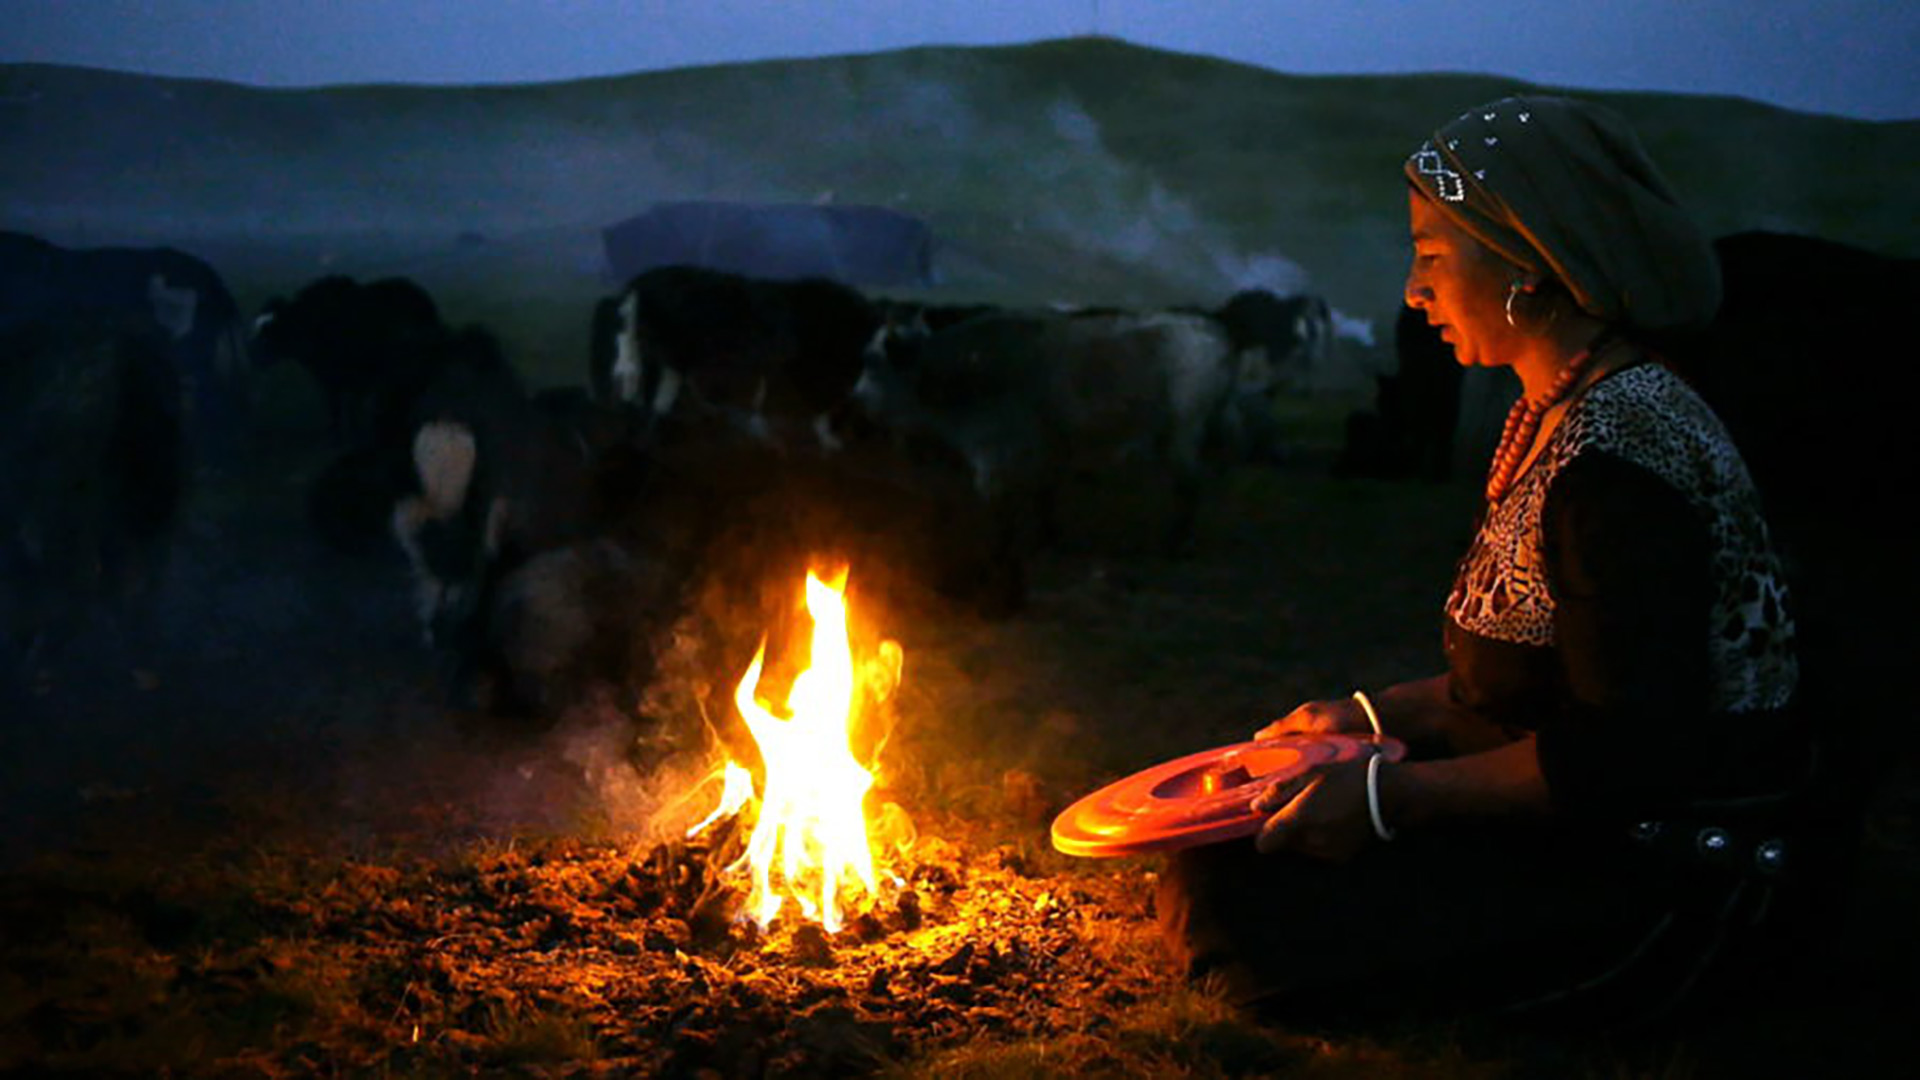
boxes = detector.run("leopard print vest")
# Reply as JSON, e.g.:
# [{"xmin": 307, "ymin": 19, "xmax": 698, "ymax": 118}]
[{"xmin": 1444, "ymin": 364, "xmax": 1797, "ymax": 713}]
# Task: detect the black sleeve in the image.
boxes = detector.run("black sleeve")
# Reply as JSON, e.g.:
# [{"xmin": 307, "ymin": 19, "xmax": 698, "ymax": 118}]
[{"xmin": 1535, "ymin": 452, "xmax": 1715, "ymax": 820}]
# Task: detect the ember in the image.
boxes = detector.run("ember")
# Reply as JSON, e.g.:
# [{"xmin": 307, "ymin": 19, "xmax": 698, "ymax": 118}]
[{"xmin": 690, "ymin": 568, "xmax": 907, "ymax": 933}]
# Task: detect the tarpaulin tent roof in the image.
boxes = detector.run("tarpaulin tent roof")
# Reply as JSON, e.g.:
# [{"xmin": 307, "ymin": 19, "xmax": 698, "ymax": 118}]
[{"xmin": 601, "ymin": 201, "xmax": 934, "ymax": 287}]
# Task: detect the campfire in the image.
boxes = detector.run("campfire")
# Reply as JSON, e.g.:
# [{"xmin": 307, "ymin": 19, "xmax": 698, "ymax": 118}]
[{"xmin": 687, "ymin": 567, "xmax": 908, "ymax": 934}]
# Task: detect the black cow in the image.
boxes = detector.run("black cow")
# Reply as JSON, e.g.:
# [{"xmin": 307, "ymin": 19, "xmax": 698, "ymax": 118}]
[
  {"xmin": 473, "ymin": 534, "xmax": 677, "ymax": 721},
  {"xmin": 1669, "ymin": 231, "xmax": 1916, "ymax": 558},
  {"xmin": 1, "ymin": 312, "xmax": 185, "ymax": 682},
  {"xmin": 1334, "ymin": 303, "xmax": 1463, "ymax": 481},
  {"xmin": 850, "ymin": 307, "xmax": 1270, "ymax": 561},
  {"xmin": 590, "ymin": 266, "xmax": 883, "ymax": 452},
  {"xmin": 0, "ymin": 230, "xmax": 249, "ymax": 463},
  {"xmin": 0, "ymin": 231, "xmax": 73, "ymax": 328},
  {"xmin": 251, "ymin": 274, "xmax": 446, "ymax": 443},
  {"xmin": 1659, "ymin": 230, "xmax": 1920, "ymax": 916}
]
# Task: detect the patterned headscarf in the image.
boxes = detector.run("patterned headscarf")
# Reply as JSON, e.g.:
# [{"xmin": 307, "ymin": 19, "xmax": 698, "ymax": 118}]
[{"xmin": 1404, "ymin": 95, "xmax": 1722, "ymax": 333}]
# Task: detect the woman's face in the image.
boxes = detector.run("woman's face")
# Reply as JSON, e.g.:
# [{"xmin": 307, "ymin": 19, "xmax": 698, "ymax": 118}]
[{"xmin": 1404, "ymin": 190, "xmax": 1524, "ymax": 368}]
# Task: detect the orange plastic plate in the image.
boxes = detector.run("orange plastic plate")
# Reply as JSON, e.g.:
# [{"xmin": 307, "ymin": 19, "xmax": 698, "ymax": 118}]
[{"xmin": 1050, "ymin": 733, "xmax": 1407, "ymax": 857}]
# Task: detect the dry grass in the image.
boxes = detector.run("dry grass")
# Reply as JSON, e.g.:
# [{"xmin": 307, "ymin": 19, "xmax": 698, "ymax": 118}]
[{"xmin": 6, "ymin": 422, "xmax": 1912, "ymax": 1075}]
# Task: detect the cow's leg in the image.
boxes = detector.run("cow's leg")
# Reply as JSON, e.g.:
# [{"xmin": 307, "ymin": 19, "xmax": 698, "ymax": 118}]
[
  {"xmin": 651, "ymin": 366, "xmax": 682, "ymax": 420},
  {"xmin": 812, "ymin": 413, "xmax": 843, "ymax": 453},
  {"xmin": 613, "ymin": 294, "xmax": 643, "ymax": 405},
  {"xmin": 930, "ymin": 457, "xmax": 1029, "ymax": 617},
  {"xmin": 1033, "ymin": 481, "xmax": 1065, "ymax": 549},
  {"xmin": 97, "ymin": 526, "xmax": 171, "ymax": 660},
  {"xmin": 974, "ymin": 484, "xmax": 1030, "ymax": 618},
  {"xmin": 327, "ymin": 386, "xmax": 349, "ymax": 443},
  {"xmin": 1163, "ymin": 467, "xmax": 1202, "ymax": 557},
  {"xmin": 393, "ymin": 421, "xmax": 480, "ymax": 646},
  {"xmin": 1163, "ymin": 426, "xmax": 1210, "ymax": 556},
  {"xmin": 738, "ymin": 378, "xmax": 776, "ymax": 446},
  {"xmin": 206, "ymin": 321, "xmax": 252, "ymax": 460}
]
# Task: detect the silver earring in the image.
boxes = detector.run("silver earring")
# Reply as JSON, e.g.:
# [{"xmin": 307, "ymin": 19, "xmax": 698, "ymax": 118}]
[{"xmin": 1504, "ymin": 280, "xmax": 1534, "ymax": 328}]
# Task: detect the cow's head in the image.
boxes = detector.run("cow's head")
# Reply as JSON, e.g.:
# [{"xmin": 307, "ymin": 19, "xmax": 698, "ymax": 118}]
[
  {"xmin": 145, "ymin": 274, "xmax": 199, "ymax": 342},
  {"xmin": 1216, "ymin": 289, "xmax": 1327, "ymax": 396},
  {"xmin": 392, "ymin": 421, "xmax": 509, "ymax": 654},
  {"xmin": 248, "ymin": 275, "xmax": 358, "ymax": 368},
  {"xmin": 850, "ymin": 304, "xmax": 932, "ymax": 414},
  {"xmin": 611, "ymin": 291, "xmax": 647, "ymax": 408},
  {"xmin": 247, "ymin": 299, "xmax": 288, "ymax": 368}
]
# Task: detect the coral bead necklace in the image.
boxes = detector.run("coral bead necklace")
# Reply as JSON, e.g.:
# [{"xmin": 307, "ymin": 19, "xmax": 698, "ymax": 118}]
[{"xmin": 1483, "ymin": 330, "xmax": 1619, "ymax": 504}]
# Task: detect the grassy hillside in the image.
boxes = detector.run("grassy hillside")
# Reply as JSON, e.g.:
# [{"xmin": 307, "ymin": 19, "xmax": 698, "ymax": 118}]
[{"xmin": 4, "ymin": 36, "xmax": 1914, "ymax": 385}]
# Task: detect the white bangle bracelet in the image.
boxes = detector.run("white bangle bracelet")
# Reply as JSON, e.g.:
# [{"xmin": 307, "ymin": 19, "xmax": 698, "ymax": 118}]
[
  {"xmin": 1351, "ymin": 690, "xmax": 1385, "ymax": 738},
  {"xmin": 1366, "ymin": 752, "xmax": 1396, "ymax": 842}
]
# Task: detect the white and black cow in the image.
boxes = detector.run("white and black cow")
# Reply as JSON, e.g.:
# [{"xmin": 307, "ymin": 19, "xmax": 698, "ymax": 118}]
[
  {"xmin": 0, "ymin": 230, "xmax": 250, "ymax": 463},
  {"xmin": 298, "ymin": 321, "xmax": 531, "ymax": 557},
  {"xmin": 1, "ymin": 311, "xmax": 185, "ymax": 683},
  {"xmin": 851, "ymin": 306, "xmax": 1264, "ymax": 558},
  {"xmin": 1205, "ymin": 288, "xmax": 1332, "ymax": 464},
  {"xmin": 389, "ymin": 350, "xmax": 664, "ymax": 718},
  {"xmin": 589, "ymin": 265, "xmax": 883, "ymax": 452},
  {"xmin": 586, "ymin": 293, "xmax": 623, "ymax": 407},
  {"xmin": 868, "ymin": 299, "xmax": 1004, "ymax": 345},
  {"xmin": 251, "ymin": 274, "xmax": 447, "ymax": 444}
]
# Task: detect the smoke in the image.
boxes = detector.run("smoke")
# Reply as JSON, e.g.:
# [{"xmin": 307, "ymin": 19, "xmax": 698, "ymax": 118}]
[
  {"xmin": 1330, "ymin": 309, "xmax": 1376, "ymax": 347},
  {"xmin": 1018, "ymin": 94, "xmax": 1314, "ymax": 304},
  {"xmin": 1046, "ymin": 95, "xmax": 1101, "ymax": 147},
  {"xmin": 541, "ymin": 554, "xmax": 915, "ymax": 853},
  {"xmin": 7, "ymin": 62, "xmax": 1333, "ymax": 310},
  {"xmin": 1214, "ymin": 251, "xmax": 1312, "ymax": 298},
  {"xmin": 549, "ymin": 698, "xmax": 722, "ymax": 843},
  {"xmin": 869, "ymin": 74, "xmax": 985, "ymax": 145},
  {"xmin": 800, "ymin": 66, "xmax": 1319, "ymax": 305}
]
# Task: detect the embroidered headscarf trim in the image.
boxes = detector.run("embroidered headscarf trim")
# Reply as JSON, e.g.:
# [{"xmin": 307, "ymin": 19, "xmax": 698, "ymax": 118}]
[{"xmin": 1404, "ymin": 95, "xmax": 1722, "ymax": 333}]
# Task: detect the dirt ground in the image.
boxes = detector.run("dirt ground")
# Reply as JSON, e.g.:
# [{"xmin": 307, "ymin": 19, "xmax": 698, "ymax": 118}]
[{"xmin": 3, "ymin": 408, "xmax": 1916, "ymax": 1077}]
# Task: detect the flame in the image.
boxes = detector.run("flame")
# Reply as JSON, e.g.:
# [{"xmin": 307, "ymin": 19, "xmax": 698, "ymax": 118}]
[
  {"xmin": 684, "ymin": 761, "xmax": 755, "ymax": 838},
  {"xmin": 695, "ymin": 568, "xmax": 896, "ymax": 933}
]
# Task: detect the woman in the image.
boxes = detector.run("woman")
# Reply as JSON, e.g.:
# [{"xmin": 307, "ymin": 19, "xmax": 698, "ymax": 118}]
[{"xmin": 1158, "ymin": 96, "xmax": 1808, "ymax": 1023}]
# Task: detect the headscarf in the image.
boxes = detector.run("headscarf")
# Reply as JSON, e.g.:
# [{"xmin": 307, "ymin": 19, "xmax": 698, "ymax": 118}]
[{"xmin": 1403, "ymin": 95, "xmax": 1722, "ymax": 333}]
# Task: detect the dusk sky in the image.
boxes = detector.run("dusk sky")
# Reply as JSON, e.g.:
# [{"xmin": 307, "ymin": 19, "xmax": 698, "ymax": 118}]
[{"xmin": 4, "ymin": 0, "xmax": 1915, "ymax": 121}]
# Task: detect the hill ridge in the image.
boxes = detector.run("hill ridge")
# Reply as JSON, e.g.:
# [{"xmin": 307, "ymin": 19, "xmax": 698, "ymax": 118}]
[{"xmin": 3, "ymin": 37, "xmax": 1911, "ymax": 336}]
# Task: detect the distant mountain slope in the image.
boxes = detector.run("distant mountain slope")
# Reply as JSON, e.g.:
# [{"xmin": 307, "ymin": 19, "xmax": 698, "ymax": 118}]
[{"xmin": 4, "ymin": 36, "xmax": 1913, "ymax": 331}]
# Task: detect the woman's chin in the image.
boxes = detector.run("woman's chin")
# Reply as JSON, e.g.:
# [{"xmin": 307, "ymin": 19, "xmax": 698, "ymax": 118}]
[{"xmin": 1452, "ymin": 344, "xmax": 1502, "ymax": 368}]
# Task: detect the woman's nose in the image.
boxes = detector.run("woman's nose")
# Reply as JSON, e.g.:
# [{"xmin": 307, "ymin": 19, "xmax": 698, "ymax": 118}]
[{"xmin": 1404, "ymin": 273, "xmax": 1431, "ymax": 310}]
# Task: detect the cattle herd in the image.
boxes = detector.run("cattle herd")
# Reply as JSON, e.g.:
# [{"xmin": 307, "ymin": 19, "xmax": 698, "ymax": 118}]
[
  {"xmin": 2, "ymin": 231, "xmax": 246, "ymax": 687},
  {"xmin": 9, "ymin": 221, "xmax": 1910, "ymax": 763},
  {"xmin": 2, "ymin": 229, "xmax": 1332, "ymax": 726}
]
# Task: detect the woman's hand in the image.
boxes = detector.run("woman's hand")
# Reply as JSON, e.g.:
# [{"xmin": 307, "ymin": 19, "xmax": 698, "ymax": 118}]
[
  {"xmin": 1253, "ymin": 695, "xmax": 1372, "ymax": 741},
  {"xmin": 1250, "ymin": 758, "xmax": 1376, "ymax": 862}
]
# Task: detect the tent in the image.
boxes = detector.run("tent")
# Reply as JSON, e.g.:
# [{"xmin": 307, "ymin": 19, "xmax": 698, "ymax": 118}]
[{"xmin": 601, "ymin": 201, "xmax": 934, "ymax": 287}]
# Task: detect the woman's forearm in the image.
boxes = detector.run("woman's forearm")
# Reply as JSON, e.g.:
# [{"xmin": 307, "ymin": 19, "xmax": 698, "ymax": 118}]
[
  {"xmin": 1368, "ymin": 674, "xmax": 1456, "ymax": 745},
  {"xmin": 1369, "ymin": 674, "xmax": 1518, "ymax": 757},
  {"xmin": 1379, "ymin": 735, "xmax": 1552, "ymax": 827}
]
